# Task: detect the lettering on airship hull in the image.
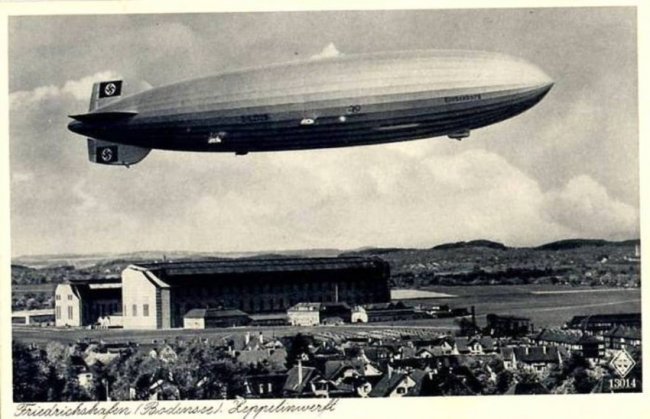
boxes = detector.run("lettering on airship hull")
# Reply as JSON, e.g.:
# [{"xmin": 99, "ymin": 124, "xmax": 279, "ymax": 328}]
[
  {"xmin": 444, "ymin": 94, "xmax": 482, "ymax": 103},
  {"xmin": 240, "ymin": 114, "xmax": 270, "ymax": 123}
]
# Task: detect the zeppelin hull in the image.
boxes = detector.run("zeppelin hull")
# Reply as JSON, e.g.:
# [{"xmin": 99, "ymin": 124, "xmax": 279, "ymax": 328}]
[{"xmin": 68, "ymin": 50, "xmax": 553, "ymax": 157}]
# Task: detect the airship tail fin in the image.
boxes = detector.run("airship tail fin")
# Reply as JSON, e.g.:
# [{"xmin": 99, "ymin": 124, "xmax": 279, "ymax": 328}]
[
  {"xmin": 87, "ymin": 138, "xmax": 150, "ymax": 167},
  {"xmin": 89, "ymin": 80, "xmax": 124, "ymax": 111}
]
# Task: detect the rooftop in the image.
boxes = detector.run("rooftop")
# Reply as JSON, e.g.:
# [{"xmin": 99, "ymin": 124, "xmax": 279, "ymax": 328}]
[
  {"xmin": 132, "ymin": 256, "xmax": 387, "ymax": 278},
  {"xmin": 184, "ymin": 308, "xmax": 250, "ymax": 319}
]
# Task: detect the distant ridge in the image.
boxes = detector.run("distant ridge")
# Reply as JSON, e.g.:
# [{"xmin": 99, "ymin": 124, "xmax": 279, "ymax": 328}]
[
  {"xmin": 432, "ymin": 240, "xmax": 508, "ymax": 250},
  {"xmin": 535, "ymin": 239, "xmax": 640, "ymax": 251}
]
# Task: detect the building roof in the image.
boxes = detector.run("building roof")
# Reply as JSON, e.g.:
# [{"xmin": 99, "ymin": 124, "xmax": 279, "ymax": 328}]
[
  {"xmin": 406, "ymin": 369, "xmax": 428, "ymax": 396},
  {"xmin": 288, "ymin": 302, "xmax": 322, "ymax": 312},
  {"xmin": 132, "ymin": 256, "xmax": 387, "ymax": 279},
  {"xmin": 364, "ymin": 301, "xmax": 411, "ymax": 311},
  {"xmin": 283, "ymin": 365, "xmax": 320, "ymax": 394},
  {"xmin": 12, "ymin": 308, "xmax": 55, "ymax": 317},
  {"xmin": 566, "ymin": 313, "xmax": 641, "ymax": 328},
  {"xmin": 512, "ymin": 346, "xmax": 560, "ymax": 364},
  {"xmin": 236, "ymin": 349, "xmax": 287, "ymax": 369},
  {"xmin": 534, "ymin": 329, "xmax": 584, "ymax": 345},
  {"xmin": 323, "ymin": 359, "xmax": 365, "ymax": 380},
  {"xmin": 368, "ymin": 372, "xmax": 408, "ymax": 397},
  {"xmin": 604, "ymin": 325, "xmax": 641, "ymax": 340},
  {"xmin": 184, "ymin": 308, "xmax": 250, "ymax": 319},
  {"xmin": 72, "ymin": 283, "xmax": 121, "ymax": 301}
]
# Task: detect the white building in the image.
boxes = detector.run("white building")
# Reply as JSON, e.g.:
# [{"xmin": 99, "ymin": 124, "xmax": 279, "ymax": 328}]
[{"xmin": 54, "ymin": 280, "xmax": 121, "ymax": 328}]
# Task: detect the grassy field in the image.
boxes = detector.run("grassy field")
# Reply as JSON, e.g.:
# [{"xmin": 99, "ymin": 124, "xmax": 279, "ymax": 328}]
[{"xmin": 407, "ymin": 284, "xmax": 641, "ymax": 328}]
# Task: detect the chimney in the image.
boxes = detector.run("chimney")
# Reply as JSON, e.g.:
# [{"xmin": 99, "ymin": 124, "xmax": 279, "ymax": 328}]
[
  {"xmin": 259, "ymin": 331, "xmax": 264, "ymax": 345},
  {"xmin": 297, "ymin": 359, "xmax": 303, "ymax": 385},
  {"xmin": 471, "ymin": 306, "xmax": 476, "ymax": 329}
]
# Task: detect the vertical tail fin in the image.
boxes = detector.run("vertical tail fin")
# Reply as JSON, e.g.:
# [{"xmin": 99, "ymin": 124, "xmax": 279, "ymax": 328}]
[
  {"xmin": 89, "ymin": 80, "xmax": 124, "ymax": 111},
  {"xmin": 87, "ymin": 138, "xmax": 150, "ymax": 167}
]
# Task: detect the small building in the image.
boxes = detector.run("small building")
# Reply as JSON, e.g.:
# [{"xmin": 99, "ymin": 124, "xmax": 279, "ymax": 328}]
[
  {"xmin": 183, "ymin": 308, "xmax": 251, "ymax": 329},
  {"xmin": 501, "ymin": 346, "xmax": 562, "ymax": 376},
  {"xmin": 54, "ymin": 279, "xmax": 121, "ymax": 328},
  {"xmin": 603, "ymin": 325, "xmax": 641, "ymax": 350},
  {"xmin": 287, "ymin": 302, "xmax": 352, "ymax": 326},
  {"xmin": 11, "ymin": 309, "xmax": 55, "ymax": 326},
  {"xmin": 363, "ymin": 301, "xmax": 419, "ymax": 322},
  {"xmin": 249, "ymin": 313, "xmax": 289, "ymax": 327},
  {"xmin": 533, "ymin": 329, "xmax": 605, "ymax": 359},
  {"xmin": 565, "ymin": 313, "xmax": 641, "ymax": 333},
  {"xmin": 351, "ymin": 306, "xmax": 368, "ymax": 323},
  {"xmin": 485, "ymin": 314, "xmax": 531, "ymax": 337},
  {"xmin": 455, "ymin": 336, "xmax": 495, "ymax": 355},
  {"xmin": 287, "ymin": 303, "xmax": 321, "ymax": 326}
]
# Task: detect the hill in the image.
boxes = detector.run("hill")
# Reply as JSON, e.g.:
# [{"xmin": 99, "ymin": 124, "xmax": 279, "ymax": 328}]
[
  {"xmin": 432, "ymin": 240, "xmax": 508, "ymax": 251},
  {"xmin": 535, "ymin": 239, "xmax": 640, "ymax": 251}
]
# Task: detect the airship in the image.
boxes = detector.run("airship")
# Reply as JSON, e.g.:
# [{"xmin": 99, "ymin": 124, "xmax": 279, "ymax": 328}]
[{"xmin": 68, "ymin": 50, "xmax": 553, "ymax": 166}]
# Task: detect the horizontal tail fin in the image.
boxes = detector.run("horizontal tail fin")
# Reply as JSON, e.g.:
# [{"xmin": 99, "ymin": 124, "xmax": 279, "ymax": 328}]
[
  {"xmin": 87, "ymin": 138, "xmax": 150, "ymax": 167},
  {"xmin": 69, "ymin": 111, "xmax": 138, "ymax": 123}
]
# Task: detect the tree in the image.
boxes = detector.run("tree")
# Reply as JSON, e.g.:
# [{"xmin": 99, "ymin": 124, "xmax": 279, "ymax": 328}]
[{"xmin": 12, "ymin": 342, "xmax": 49, "ymax": 402}]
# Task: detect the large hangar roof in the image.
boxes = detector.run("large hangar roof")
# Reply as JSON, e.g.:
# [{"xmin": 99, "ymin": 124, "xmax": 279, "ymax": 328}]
[{"xmin": 132, "ymin": 256, "xmax": 388, "ymax": 279}]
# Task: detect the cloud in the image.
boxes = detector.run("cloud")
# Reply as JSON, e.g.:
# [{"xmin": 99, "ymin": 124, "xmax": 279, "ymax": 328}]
[
  {"xmin": 10, "ymin": 71, "xmax": 121, "ymax": 109},
  {"xmin": 310, "ymin": 42, "xmax": 342, "ymax": 60},
  {"xmin": 541, "ymin": 175, "xmax": 638, "ymax": 239}
]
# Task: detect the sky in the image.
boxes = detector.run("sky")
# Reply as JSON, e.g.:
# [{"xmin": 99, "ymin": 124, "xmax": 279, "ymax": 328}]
[{"xmin": 8, "ymin": 7, "xmax": 639, "ymax": 257}]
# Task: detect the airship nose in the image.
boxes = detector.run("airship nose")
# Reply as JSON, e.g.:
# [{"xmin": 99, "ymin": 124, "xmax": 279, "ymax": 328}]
[{"xmin": 518, "ymin": 59, "xmax": 554, "ymax": 90}]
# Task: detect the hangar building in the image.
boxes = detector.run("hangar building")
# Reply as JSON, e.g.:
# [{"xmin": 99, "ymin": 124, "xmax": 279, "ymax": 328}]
[
  {"xmin": 54, "ymin": 278, "xmax": 122, "ymax": 327},
  {"xmin": 122, "ymin": 257, "xmax": 391, "ymax": 330}
]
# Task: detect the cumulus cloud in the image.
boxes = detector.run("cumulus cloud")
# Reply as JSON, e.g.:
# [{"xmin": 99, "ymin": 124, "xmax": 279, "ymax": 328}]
[
  {"xmin": 541, "ymin": 175, "xmax": 639, "ymax": 239},
  {"xmin": 310, "ymin": 42, "xmax": 342, "ymax": 60},
  {"xmin": 10, "ymin": 71, "xmax": 121, "ymax": 109}
]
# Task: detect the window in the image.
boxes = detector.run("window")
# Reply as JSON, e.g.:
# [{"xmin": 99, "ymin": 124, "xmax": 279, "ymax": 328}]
[
  {"xmin": 67, "ymin": 306, "xmax": 73, "ymax": 320},
  {"xmin": 132, "ymin": 304, "xmax": 137, "ymax": 317},
  {"xmin": 56, "ymin": 295, "xmax": 61, "ymax": 301},
  {"xmin": 67, "ymin": 295, "xmax": 73, "ymax": 301},
  {"xmin": 143, "ymin": 304, "xmax": 149, "ymax": 317},
  {"xmin": 55, "ymin": 306, "xmax": 61, "ymax": 319}
]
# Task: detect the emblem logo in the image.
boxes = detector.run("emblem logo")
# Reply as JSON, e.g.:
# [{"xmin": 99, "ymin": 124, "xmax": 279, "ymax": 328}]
[
  {"xmin": 610, "ymin": 349, "xmax": 636, "ymax": 378},
  {"xmin": 98, "ymin": 80, "xmax": 123, "ymax": 98},
  {"xmin": 104, "ymin": 83, "xmax": 117, "ymax": 96},
  {"xmin": 96, "ymin": 146, "xmax": 118, "ymax": 163},
  {"xmin": 101, "ymin": 148, "xmax": 113, "ymax": 161}
]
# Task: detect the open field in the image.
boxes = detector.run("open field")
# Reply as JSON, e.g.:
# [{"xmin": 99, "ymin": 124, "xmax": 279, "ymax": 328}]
[
  {"xmin": 406, "ymin": 284, "xmax": 641, "ymax": 328},
  {"xmin": 391, "ymin": 288, "xmax": 456, "ymax": 299},
  {"xmin": 13, "ymin": 284, "xmax": 640, "ymax": 346}
]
